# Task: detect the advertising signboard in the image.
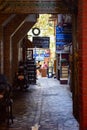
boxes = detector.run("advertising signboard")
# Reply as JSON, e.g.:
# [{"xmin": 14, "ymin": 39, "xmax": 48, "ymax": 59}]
[
  {"xmin": 33, "ymin": 37, "xmax": 50, "ymax": 48},
  {"xmin": 33, "ymin": 48, "xmax": 50, "ymax": 61},
  {"xmin": 56, "ymin": 24, "xmax": 72, "ymax": 51}
]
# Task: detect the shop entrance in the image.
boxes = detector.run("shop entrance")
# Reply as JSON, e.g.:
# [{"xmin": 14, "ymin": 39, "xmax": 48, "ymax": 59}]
[{"xmin": 24, "ymin": 14, "xmax": 73, "ymax": 86}]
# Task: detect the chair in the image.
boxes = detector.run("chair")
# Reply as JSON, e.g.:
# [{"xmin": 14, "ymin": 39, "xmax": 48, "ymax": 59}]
[{"xmin": 0, "ymin": 74, "xmax": 13, "ymax": 125}]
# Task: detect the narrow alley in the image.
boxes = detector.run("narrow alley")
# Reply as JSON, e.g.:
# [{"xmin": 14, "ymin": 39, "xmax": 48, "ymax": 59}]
[{"xmin": 0, "ymin": 77, "xmax": 79, "ymax": 130}]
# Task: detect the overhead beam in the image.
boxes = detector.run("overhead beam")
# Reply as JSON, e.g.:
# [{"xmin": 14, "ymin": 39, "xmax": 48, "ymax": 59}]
[
  {"xmin": 0, "ymin": 0, "xmax": 70, "ymax": 14},
  {"xmin": 2, "ymin": 14, "xmax": 16, "ymax": 26},
  {"xmin": 0, "ymin": 14, "xmax": 13, "ymax": 25},
  {"xmin": 63, "ymin": 0, "xmax": 78, "ymax": 14}
]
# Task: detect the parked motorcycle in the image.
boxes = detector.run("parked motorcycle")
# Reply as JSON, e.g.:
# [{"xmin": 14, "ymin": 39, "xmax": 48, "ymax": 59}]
[
  {"xmin": 15, "ymin": 71, "xmax": 29, "ymax": 90},
  {"xmin": 13, "ymin": 64, "xmax": 29, "ymax": 91}
]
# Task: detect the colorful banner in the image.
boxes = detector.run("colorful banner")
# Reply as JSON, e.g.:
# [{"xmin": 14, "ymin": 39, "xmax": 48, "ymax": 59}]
[
  {"xmin": 33, "ymin": 48, "xmax": 50, "ymax": 61},
  {"xmin": 56, "ymin": 24, "xmax": 72, "ymax": 51}
]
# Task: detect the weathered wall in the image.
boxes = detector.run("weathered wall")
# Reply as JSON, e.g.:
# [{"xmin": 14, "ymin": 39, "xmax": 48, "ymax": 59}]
[{"xmin": 78, "ymin": 0, "xmax": 87, "ymax": 129}]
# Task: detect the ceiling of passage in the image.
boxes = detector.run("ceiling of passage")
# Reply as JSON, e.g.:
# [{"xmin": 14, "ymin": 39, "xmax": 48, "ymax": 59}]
[{"xmin": 0, "ymin": 0, "xmax": 77, "ymax": 14}]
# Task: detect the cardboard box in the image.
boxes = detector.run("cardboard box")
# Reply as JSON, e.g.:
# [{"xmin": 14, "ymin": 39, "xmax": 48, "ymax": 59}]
[{"xmin": 41, "ymin": 69, "xmax": 47, "ymax": 77}]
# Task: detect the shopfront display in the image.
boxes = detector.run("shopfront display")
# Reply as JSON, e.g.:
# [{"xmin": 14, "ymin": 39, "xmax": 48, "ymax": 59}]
[
  {"xmin": 56, "ymin": 51, "xmax": 69, "ymax": 84},
  {"xmin": 26, "ymin": 59, "xmax": 36, "ymax": 84}
]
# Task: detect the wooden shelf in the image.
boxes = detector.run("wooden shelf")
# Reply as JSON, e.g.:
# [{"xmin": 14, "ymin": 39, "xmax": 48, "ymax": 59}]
[
  {"xmin": 26, "ymin": 59, "xmax": 36, "ymax": 84},
  {"xmin": 56, "ymin": 52, "xmax": 69, "ymax": 84}
]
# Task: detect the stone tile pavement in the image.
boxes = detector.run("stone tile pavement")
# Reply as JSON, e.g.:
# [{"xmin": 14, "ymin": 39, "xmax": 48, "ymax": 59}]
[{"xmin": 0, "ymin": 77, "xmax": 79, "ymax": 130}]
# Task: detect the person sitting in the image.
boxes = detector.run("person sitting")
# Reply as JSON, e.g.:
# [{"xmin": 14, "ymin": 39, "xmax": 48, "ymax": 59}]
[
  {"xmin": 36, "ymin": 61, "xmax": 41, "ymax": 76},
  {"xmin": 36, "ymin": 61, "xmax": 41, "ymax": 69},
  {"xmin": 41, "ymin": 62, "xmax": 48, "ymax": 69}
]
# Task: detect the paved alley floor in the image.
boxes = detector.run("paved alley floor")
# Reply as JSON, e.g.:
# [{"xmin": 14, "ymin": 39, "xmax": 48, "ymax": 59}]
[{"xmin": 0, "ymin": 77, "xmax": 79, "ymax": 130}]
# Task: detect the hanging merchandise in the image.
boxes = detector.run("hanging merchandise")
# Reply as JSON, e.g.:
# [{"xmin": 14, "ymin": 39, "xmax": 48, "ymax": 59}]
[
  {"xmin": 56, "ymin": 24, "xmax": 72, "ymax": 51},
  {"xmin": 56, "ymin": 14, "xmax": 72, "ymax": 52}
]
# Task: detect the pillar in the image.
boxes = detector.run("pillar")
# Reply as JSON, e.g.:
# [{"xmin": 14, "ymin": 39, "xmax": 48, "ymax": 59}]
[
  {"xmin": 3, "ymin": 14, "xmax": 28, "ymax": 83},
  {"xmin": 78, "ymin": 0, "xmax": 87, "ymax": 129},
  {"xmin": 0, "ymin": 26, "xmax": 3, "ymax": 73},
  {"xmin": 11, "ymin": 22, "xmax": 35, "ymax": 80},
  {"xmin": 0, "ymin": 14, "xmax": 13, "ymax": 73}
]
